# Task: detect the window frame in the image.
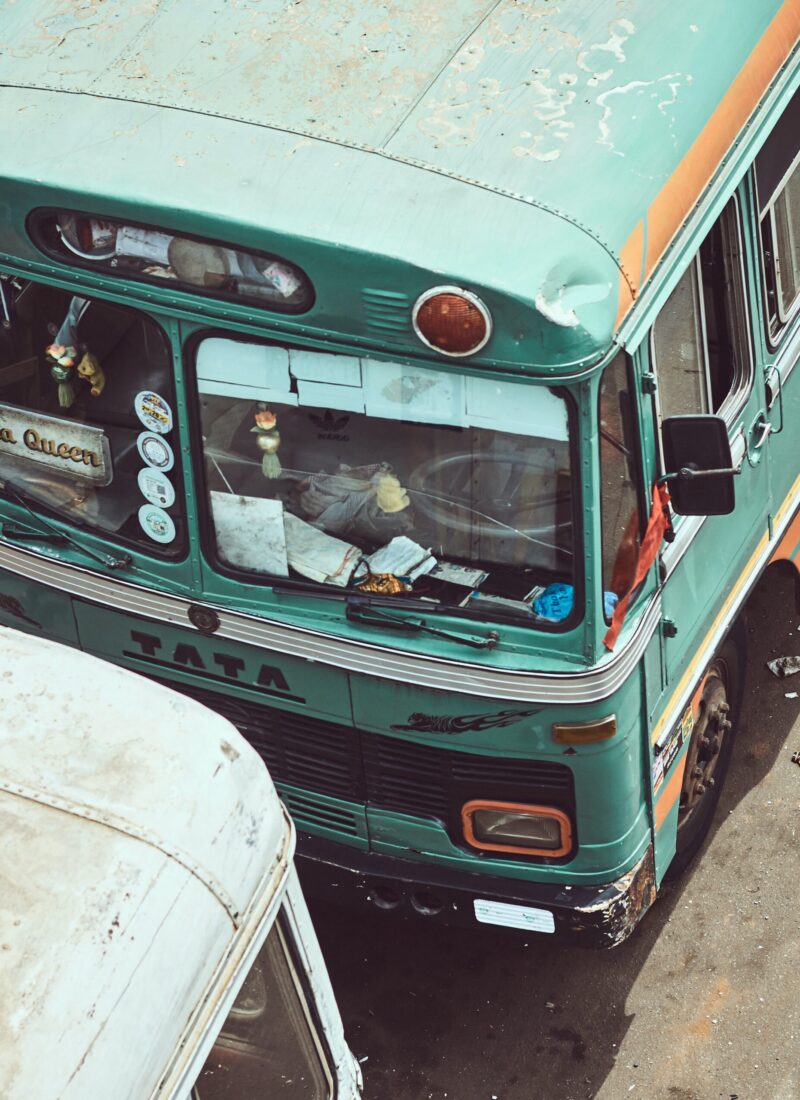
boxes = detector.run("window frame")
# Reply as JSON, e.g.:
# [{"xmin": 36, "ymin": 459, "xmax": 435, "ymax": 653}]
[
  {"xmin": 597, "ymin": 350, "xmax": 646, "ymax": 624},
  {"xmin": 186, "ymin": 327, "xmax": 586, "ymax": 632},
  {"xmin": 0, "ymin": 273, "xmax": 188, "ymax": 561},
  {"xmin": 755, "ymin": 145, "xmax": 800, "ymax": 345},
  {"xmin": 27, "ymin": 207, "xmax": 316, "ymax": 317},
  {"xmin": 649, "ymin": 193, "xmax": 754, "ymax": 444},
  {"xmin": 192, "ymin": 911, "xmax": 336, "ymax": 1100}
]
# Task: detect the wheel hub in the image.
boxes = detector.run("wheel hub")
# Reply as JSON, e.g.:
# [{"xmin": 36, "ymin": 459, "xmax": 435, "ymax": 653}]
[{"xmin": 678, "ymin": 667, "xmax": 730, "ymax": 825}]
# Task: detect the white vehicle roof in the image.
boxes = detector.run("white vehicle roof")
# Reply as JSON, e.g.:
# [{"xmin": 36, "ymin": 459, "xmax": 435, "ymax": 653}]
[{"xmin": 0, "ymin": 628, "xmax": 291, "ymax": 1100}]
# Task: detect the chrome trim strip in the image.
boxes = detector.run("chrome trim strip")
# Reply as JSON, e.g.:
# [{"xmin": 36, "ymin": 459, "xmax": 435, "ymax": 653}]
[
  {"xmin": 660, "ymin": 513, "xmax": 705, "ymax": 578},
  {"xmin": 0, "ymin": 540, "xmax": 662, "ymax": 703}
]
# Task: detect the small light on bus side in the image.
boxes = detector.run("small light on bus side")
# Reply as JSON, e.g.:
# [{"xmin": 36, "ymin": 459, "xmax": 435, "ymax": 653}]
[
  {"xmin": 462, "ymin": 799, "xmax": 573, "ymax": 857},
  {"xmin": 412, "ymin": 286, "xmax": 492, "ymax": 356}
]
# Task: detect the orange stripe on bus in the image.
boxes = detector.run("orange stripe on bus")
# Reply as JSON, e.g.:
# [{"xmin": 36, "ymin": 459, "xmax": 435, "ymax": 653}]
[
  {"xmin": 616, "ymin": 1, "xmax": 800, "ymax": 328},
  {"xmin": 646, "ymin": 1, "xmax": 800, "ymax": 274},
  {"xmin": 615, "ymin": 218, "xmax": 643, "ymax": 328},
  {"xmin": 769, "ymin": 507, "xmax": 800, "ymax": 562},
  {"xmin": 655, "ymin": 756, "xmax": 687, "ymax": 830}
]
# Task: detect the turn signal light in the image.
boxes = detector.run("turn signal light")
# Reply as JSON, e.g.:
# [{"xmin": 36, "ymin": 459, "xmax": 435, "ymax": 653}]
[
  {"xmin": 552, "ymin": 715, "xmax": 617, "ymax": 744},
  {"xmin": 462, "ymin": 800, "xmax": 573, "ymax": 857},
  {"xmin": 412, "ymin": 286, "xmax": 491, "ymax": 356}
]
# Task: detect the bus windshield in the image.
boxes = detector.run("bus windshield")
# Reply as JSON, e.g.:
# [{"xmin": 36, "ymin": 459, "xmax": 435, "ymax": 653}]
[{"xmin": 197, "ymin": 337, "xmax": 575, "ymax": 623}]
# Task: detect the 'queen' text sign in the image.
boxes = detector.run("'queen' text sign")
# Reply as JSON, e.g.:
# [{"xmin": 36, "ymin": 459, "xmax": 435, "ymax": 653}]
[{"xmin": 0, "ymin": 403, "xmax": 112, "ymax": 485}]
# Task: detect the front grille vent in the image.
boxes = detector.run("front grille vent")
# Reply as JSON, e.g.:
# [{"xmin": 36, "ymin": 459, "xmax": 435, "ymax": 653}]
[{"xmin": 152, "ymin": 677, "xmax": 574, "ymax": 825}]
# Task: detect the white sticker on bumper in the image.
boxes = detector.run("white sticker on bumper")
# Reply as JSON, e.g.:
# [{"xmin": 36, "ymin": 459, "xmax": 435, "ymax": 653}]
[{"xmin": 473, "ymin": 899, "xmax": 555, "ymax": 933}]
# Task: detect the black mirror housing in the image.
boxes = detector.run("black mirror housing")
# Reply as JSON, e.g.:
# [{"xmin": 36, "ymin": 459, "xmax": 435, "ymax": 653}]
[{"xmin": 662, "ymin": 414, "xmax": 736, "ymax": 516}]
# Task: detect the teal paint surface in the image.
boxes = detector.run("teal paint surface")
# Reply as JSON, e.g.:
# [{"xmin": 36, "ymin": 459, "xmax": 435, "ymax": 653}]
[
  {"xmin": 0, "ymin": 1, "xmax": 796, "ymax": 916},
  {"xmin": 0, "ymin": 2, "xmax": 790, "ymax": 372}
]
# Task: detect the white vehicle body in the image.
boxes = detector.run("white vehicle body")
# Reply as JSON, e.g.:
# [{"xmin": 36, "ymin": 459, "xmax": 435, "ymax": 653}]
[{"xmin": 0, "ymin": 627, "xmax": 362, "ymax": 1100}]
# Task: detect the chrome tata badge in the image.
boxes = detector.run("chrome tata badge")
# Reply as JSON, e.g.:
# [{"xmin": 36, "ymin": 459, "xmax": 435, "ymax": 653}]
[
  {"xmin": 138, "ymin": 504, "xmax": 176, "ymax": 544},
  {"xmin": 137, "ymin": 431, "xmax": 175, "ymax": 472},
  {"xmin": 137, "ymin": 467, "xmax": 176, "ymax": 508},
  {"xmin": 134, "ymin": 390, "xmax": 173, "ymax": 434}
]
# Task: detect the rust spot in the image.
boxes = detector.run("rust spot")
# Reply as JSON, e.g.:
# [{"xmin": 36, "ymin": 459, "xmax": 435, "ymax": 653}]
[{"xmin": 575, "ymin": 846, "xmax": 657, "ymax": 947}]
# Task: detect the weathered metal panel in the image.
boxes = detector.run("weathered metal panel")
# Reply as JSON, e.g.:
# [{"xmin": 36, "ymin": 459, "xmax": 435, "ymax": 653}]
[
  {"xmin": 0, "ymin": 1, "xmax": 793, "ymax": 366},
  {"xmin": 0, "ymin": 626, "xmax": 284, "ymax": 1098},
  {"xmin": 0, "ymin": 627, "xmax": 286, "ymax": 922},
  {"xmin": 0, "ymin": 794, "xmax": 228, "ymax": 1100}
]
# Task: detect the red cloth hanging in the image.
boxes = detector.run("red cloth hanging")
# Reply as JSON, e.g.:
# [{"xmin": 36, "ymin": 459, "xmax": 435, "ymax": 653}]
[{"xmin": 603, "ymin": 484, "xmax": 672, "ymax": 652}]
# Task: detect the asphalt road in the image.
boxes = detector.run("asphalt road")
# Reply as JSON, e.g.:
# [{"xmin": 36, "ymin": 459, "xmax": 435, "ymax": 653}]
[{"xmin": 310, "ymin": 567, "xmax": 800, "ymax": 1100}]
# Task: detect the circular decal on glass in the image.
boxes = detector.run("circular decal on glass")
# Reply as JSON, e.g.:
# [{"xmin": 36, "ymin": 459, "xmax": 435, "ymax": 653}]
[
  {"xmin": 137, "ymin": 431, "xmax": 175, "ymax": 472},
  {"xmin": 135, "ymin": 391, "xmax": 173, "ymax": 434},
  {"xmin": 137, "ymin": 467, "xmax": 176, "ymax": 509},
  {"xmin": 138, "ymin": 504, "xmax": 176, "ymax": 544}
]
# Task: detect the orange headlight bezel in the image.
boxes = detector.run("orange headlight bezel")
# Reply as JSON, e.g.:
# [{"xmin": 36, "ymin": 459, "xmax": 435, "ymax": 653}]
[{"xmin": 461, "ymin": 799, "xmax": 573, "ymax": 858}]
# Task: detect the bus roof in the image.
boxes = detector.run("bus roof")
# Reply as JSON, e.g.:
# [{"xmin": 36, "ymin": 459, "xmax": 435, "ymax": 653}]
[
  {"xmin": 0, "ymin": 629, "xmax": 289, "ymax": 1099},
  {"xmin": 0, "ymin": 1, "xmax": 798, "ymax": 367}
]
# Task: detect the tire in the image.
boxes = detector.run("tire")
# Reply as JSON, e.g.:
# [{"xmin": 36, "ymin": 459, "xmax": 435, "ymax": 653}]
[{"xmin": 665, "ymin": 622, "xmax": 745, "ymax": 880}]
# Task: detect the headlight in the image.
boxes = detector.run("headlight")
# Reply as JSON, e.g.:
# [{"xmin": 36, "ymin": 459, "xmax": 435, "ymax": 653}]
[
  {"xmin": 462, "ymin": 800, "xmax": 573, "ymax": 857},
  {"xmin": 412, "ymin": 286, "xmax": 492, "ymax": 356}
]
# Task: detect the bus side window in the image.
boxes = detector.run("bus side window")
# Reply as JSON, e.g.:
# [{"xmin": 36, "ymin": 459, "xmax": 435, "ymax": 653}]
[
  {"xmin": 755, "ymin": 85, "xmax": 800, "ymax": 341},
  {"xmin": 599, "ymin": 351, "xmax": 642, "ymax": 619},
  {"xmin": 651, "ymin": 197, "xmax": 750, "ymax": 425}
]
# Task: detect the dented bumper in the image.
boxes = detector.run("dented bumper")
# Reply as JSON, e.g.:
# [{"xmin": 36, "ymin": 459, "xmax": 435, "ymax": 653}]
[{"xmin": 298, "ymin": 838, "xmax": 657, "ymax": 948}]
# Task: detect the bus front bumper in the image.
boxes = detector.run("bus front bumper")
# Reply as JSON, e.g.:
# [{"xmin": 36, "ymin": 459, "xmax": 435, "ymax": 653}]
[{"xmin": 297, "ymin": 837, "xmax": 657, "ymax": 948}]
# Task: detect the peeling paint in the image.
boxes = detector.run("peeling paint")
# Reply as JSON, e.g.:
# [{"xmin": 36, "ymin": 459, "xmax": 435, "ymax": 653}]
[
  {"xmin": 574, "ymin": 847, "xmax": 657, "ymax": 948},
  {"xmin": 596, "ymin": 72, "xmax": 689, "ymax": 153},
  {"xmin": 576, "ymin": 17, "xmax": 636, "ymax": 72},
  {"xmin": 535, "ymin": 288, "xmax": 580, "ymax": 327}
]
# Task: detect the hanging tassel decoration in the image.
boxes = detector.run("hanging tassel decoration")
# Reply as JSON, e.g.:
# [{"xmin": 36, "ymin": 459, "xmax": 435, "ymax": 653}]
[{"xmin": 251, "ymin": 407, "xmax": 282, "ymax": 479}]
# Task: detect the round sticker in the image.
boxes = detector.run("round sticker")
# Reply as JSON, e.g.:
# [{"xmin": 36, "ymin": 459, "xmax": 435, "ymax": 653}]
[
  {"xmin": 138, "ymin": 504, "xmax": 176, "ymax": 544},
  {"xmin": 135, "ymin": 391, "xmax": 173, "ymax": 434},
  {"xmin": 137, "ymin": 467, "xmax": 176, "ymax": 509},
  {"xmin": 137, "ymin": 431, "xmax": 175, "ymax": 472}
]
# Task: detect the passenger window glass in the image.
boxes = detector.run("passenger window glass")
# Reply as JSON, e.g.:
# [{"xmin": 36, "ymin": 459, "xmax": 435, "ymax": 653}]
[
  {"xmin": 651, "ymin": 262, "xmax": 707, "ymax": 418},
  {"xmin": 755, "ymin": 84, "xmax": 800, "ymax": 338},
  {"xmin": 652, "ymin": 199, "xmax": 749, "ymax": 422},
  {"xmin": 30, "ymin": 210, "xmax": 313, "ymax": 315},
  {"xmin": 769, "ymin": 166, "xmax": 800, "ymax": 318},
  {"xmin": 0, "ymin": 274, "xmax": 184, "ymax": 555},
  {"xmin": 599, "ymin": 352, "xmax": 641, "ymax": 620},
  {"xmin": 193, "ymin": 918, "xmax": 333, "ymax": 1099}
]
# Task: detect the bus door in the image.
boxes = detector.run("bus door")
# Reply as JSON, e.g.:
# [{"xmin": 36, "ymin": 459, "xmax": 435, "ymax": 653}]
[
  {"xmin": 753, "ymin": 85, "xmax": 800, "ymax": 548},
  {"xmin": 650, "ymin": 193, "xmax": 772, "ymax": 686}
]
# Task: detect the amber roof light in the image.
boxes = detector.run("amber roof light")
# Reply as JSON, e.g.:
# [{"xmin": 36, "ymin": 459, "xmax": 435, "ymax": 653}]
[{"xmin": 412, "ymin": 286, "xmax": 492, "ymax": 357}]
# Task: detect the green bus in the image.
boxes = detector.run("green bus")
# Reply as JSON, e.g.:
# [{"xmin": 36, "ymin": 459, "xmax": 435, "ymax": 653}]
[{"xmin": 1, "ymin": 1, "xmax": 799, "ymax": 946}]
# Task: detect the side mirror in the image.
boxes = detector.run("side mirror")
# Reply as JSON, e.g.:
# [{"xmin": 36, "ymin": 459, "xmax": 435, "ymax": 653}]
[{"xmin": 661, "ymin": 414, "xmax": 738, "ymax": 516}]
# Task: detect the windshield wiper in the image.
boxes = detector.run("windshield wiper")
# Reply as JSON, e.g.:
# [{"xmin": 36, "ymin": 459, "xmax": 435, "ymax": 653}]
[
  {"xmin": 272, "ymin": 579, "xmax": 534, "ymax": 630},
  {"xmin": 272, "ymin": 579, "xmax": 439, "ymax": 613},
  {"xmin": 0, "ymin": 480, "xmax": 132, "ymax": 570},
  {"xmin": 345, "ymin": 600, "xmax": 500, "ymax": 650}
]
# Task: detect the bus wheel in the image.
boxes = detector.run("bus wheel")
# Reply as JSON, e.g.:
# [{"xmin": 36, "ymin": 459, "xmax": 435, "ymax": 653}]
[{"xmin": 667, "ymin": 630, "xmax": 743, "ymax": 879}]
